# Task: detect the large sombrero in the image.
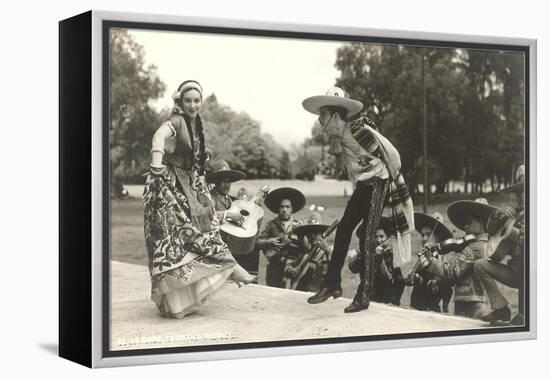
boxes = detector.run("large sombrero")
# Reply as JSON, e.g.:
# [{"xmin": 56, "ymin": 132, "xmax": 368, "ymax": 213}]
[
  {"xmin": 447, "ymin": 198, "xmax": 497, "ymax": 232},
  {"xmin": 414, "ymin": 212, "xmax": 453, "ymax": 241},
  {"xmin": 499, "ymin": 164, "xmax": 525, "ymax": 193},
  {"xmin": 264, "ymin": 187, "xmax": 306, "ymax": 214},
  {"xmin": 302, "ymin": 87, "xmax": 363, "ymax": 118},
  {"xmin": 205, "ymin": 159, "xmax": 246, "ymax": 183},
  {"xmin": 292, "ymin": 212, "xmax": 329, "ymax": 237}
]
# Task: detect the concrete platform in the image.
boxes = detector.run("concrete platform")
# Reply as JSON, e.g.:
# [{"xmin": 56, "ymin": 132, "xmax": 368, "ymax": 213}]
[{"xmin": 110, "ymin": 261, "xmax": 485, "ymax": 351}]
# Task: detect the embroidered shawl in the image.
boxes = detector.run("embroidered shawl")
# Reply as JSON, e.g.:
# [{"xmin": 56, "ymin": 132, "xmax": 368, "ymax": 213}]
[{"xmin": 348, "ymin": 114, "xmax": 415, "ymax": 266}]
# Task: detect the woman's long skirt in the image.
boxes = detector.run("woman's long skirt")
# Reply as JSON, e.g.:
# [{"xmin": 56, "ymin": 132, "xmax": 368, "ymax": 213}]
[{"xmin": 143, "ymin": 169, "xmax": 236, "ymax": 318}]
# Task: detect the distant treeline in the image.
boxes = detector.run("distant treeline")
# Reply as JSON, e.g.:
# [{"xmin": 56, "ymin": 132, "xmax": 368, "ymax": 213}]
[
  {"xmin": 330, "ymin": 43, "xmax": 524, "ymax": 194},
  {"xmin": 109, "ymin": 29, "xmax": 311, "ymax": 190},
  {"xmin": 110, "ymin": 29, "xmax": 525, "ymax": 196}
]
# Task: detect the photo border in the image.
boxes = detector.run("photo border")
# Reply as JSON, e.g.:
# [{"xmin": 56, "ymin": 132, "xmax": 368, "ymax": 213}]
[{"xmin": 91, "ymin": 10, "xmax": 537, "ymax": 368}]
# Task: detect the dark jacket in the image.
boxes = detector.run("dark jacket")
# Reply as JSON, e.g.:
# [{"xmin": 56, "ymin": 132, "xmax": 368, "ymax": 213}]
[
  {"xmin": 427, "ymin": 234, "xmax": 488, "ymax": 303},
  {"xmin": 211, "ymin": 189, "xmax": 232, "ymax": 212},
  {"xmin": 256, "ymin": 216, "xmax": 303, "ymax": 263}
]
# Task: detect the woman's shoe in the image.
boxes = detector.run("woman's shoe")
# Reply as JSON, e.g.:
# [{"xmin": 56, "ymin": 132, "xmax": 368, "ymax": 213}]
[
  {"xmin": 230, "ymin": 265, "xmax": 258, "ymax": 288},
  {"xmin": 307, "ymin": 287, "xmax": 343, "ymax": 304},
  {"xmin": 231, "ymin": 274, "xmax": 257, "ymax": 288}
]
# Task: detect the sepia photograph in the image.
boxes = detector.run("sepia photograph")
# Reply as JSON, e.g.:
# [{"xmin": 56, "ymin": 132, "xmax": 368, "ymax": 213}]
[{"xmin": 106, "ymin": 22, "xmax": 529, "ymax": 355}]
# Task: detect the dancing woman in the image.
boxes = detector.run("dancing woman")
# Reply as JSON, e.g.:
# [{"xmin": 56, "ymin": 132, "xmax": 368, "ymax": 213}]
[{"xmin": 143, "ymin": 80, "xmax": 255, "ymax": 319}]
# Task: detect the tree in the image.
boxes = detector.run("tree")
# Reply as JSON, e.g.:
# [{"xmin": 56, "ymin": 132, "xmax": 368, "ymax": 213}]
[
  {"xmin": 279, "ymin": 150, "xmax": 292, "ymax": 179},
  {"xmin": 333, "ymin": 43, "xmax": 525, "ymax": 194},
  {"xmin": 200, "ymin": 94, "xmax": 287, "ymax": 178},
  {"xmin": 293, "ymin": 153, "xmax": 316, "ymax": 181},
  {"xmin": 110, "ymin": 28, "xmax": 166, "ymax": 188},
  {"xmin": 302, "ymin": 120, "xmax": 338, "ymax": 178}
]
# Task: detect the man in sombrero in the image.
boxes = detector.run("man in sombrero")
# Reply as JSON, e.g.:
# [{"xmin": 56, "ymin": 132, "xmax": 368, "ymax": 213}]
[
  {"xmin": 474, "ymin": 165, "xmax": 526, "ymax": 325},
  {"xmin": 422, "ymin": 199, "xmax": 496, "ymax": 319},
  {"xmin": 206, "ymin": 159, "xmax": 247, "ymax": 227},
  {"xmin": 285, "ymin": 212, "xmax": 332, "ymax": 293},
  {"xmin": 351, "ymin": 217, "xmax": 406, "ymax": 306},
  {"xmin": 207, "ymin": 159, "xmax": 263, "ymax": 274},
  {"xmin": 255, "ymin": 187, "xmax": 306, "ymax": 288},
  {"xmin": 407, "ymin": 212, "xmax": 454, "ymax": 313},
  {"xmin": 302, "ymin": 87, "xmax": 414, "ymax": 313}
]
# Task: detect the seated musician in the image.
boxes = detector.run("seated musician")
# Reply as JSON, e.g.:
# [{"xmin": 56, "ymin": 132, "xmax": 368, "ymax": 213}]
[
  {"xmin": 255, "ymin": 187, "xmax": 305, "ymax": 288},
  {"xmin": 474, "ymin": 165, "xmax": 525, "ymax": 325},
  {"xmin": 285, "ymin": 213, "xmax": 332, "ymax": 293},
  {"xmin": 206, "ymin": 159, "xmax": 259, "ymax": 274},
  {"xmin": 406, "ymin": 212, "xmax": 454, "ymax": 313},
  {"xmin": 422, "ymin": 199, "xmax": 496, "ymax": 319},
  {"xmin": 350, "ymin": 217, "xmax": 405, "ymax": 305},
  {"xmin": 206, "ymin": 159, "xmax": 246, "ymax": 225}
]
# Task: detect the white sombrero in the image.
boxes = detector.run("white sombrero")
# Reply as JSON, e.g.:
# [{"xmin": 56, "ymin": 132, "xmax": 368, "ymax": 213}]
[{"xmin": 302, "ymin": 87, "xmax": 363, "ymax": 118}]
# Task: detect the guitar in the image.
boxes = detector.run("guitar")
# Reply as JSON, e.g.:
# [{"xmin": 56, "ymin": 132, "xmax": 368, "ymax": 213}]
[
  {"xmin": 486, "ymin": 209, "xmax": 524, "ymax": 263},
  {"xmin": 220, "ymin": 185, "xmax": 269, "ymax": 255},
  {"xmin": 285, "ymin": 220, "xmax": 339, "ymax": 290}
]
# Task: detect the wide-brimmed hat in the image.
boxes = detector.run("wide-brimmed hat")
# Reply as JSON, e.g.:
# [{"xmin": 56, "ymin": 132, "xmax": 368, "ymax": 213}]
[
  {"xmin": 292, "ymin": 212, "xmax": 329, "ymax": 237},
  {"xmin": 302, "ymin": 87, "xmax": 363, "ymax": 118},
  {"xmin": 264, "ymin": 187, "xmax": 306, "ymax": 214},
  {"xmin": 499, "ymin": 164, "xmax": 525, "ymax": 194},
  {"xmin": 205, "ymin": 159, "xmax": 246, "ymax": 183},
  {"xmin": 447, "ymin": 198, "xmax": 497, "ymax": 231},
  {"xmin": 414, "ymin": 212, "xmax": 453, "ymax": 241}
]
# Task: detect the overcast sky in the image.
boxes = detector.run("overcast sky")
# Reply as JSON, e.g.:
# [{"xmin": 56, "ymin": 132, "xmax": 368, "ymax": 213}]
[{"xmin": 128, "ymin": 29, "xmax": 343, "ymax": 148}]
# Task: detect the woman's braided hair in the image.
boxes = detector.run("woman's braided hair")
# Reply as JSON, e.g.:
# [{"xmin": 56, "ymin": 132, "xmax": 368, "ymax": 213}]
[{"xmin": 176, "ymin": 80, "xmax": 208, "ymax": 173}]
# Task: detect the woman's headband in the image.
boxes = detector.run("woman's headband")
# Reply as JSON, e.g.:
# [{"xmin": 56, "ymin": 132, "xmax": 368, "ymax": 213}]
[{"xmin": 172, "ymin": 80, "xmax": 203, "ymax": 101}]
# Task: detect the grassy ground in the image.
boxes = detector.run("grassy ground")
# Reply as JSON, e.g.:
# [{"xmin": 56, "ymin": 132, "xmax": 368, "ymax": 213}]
[{"xmin": 111, "ymin": 192, "xmax": 519, "ymax": 314}]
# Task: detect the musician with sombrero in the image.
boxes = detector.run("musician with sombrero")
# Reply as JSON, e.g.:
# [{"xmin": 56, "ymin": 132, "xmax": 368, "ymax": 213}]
[
  {"xmin": 206, "ymin": 159, "xmax": 247, "ymax": 225},
  {"xmin": 284, "ymin": 212, "xmax": 333, "ymax": 293},
  {"xmin": 423, "ymin": 198, "xmax": 496, "ymax": 319},
  {"xmin": 206, "ymin": 158, "xmax": 266, "ymax": 274},
  {"xmin": 351, "ymin": 217, "xmax": 406, "ymax": 305},
  {"xmin": 302, "ymin": 87, "xmax": 414, "ymax": 313},
  {"xmin": 255, "ymin": 187, "xmax": 306, "ymax": 288},
  {"xmin": 406, "ymin": 212, "xmax": 454, "ymax": 313},
  {"xmin": 474, "ymin": 165, "xmax": 526, "ymax": 325}
]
